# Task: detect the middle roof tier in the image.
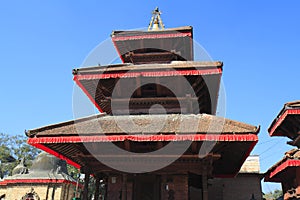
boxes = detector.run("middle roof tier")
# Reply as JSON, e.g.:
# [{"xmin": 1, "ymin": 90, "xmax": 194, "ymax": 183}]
[{"xmin": 73, "ymin": 61, "xmax": 222, "ymax": 115}]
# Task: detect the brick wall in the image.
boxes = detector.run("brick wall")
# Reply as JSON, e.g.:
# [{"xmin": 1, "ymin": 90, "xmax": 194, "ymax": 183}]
[
  {"xmin": 209, "ymin": 174, "xmax": 263, "ymax": 200},
  {"xmin": 5, "ymin": 184, "xmax": 62, "ymax": 200},
  {"xmin": 0, "ymin": 183, "xmax": 76, "ymax": 200}
]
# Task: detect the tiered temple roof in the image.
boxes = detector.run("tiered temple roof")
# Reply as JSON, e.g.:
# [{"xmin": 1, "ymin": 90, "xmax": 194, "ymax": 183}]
[
  {"xmin": 265, "ymin": 101, "xmax": 300, "ymax": 200},
  {"xmin": 73, "ymin": 61, "xmax": 222, "ymax": 115},
  {"xmin": 268, "ymin": 101, "xmax": 300, "ymax": 147},
  {"xmin": 265, "ymin": 149, "xmax": 300, "ymax": 182},
  {"xmin": 26, "ymin": 10, "xmax": 260, "ymax": 199}
]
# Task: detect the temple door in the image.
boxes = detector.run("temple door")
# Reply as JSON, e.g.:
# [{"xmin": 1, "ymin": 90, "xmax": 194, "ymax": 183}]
[
  {"xmin": 188, "ymin": 173, "xmax": 203, "ymax": 200},
  {"xmin": 133, "ymin": 175, "xmax": 160, "ymax": 200}
]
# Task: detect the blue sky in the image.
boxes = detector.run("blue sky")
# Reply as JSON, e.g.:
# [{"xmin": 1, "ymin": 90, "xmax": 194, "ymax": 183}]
[{"xmin": 1, "ymin": 0, "xmax": 299, "ymax": 193}]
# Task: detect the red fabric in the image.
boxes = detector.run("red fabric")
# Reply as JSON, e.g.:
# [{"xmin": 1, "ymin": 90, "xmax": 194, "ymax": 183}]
[
  {"xmin": 73, "ymin": 76, "xmax": 104, "ymax": 113},
  {"xmin": 74, "ymin": 68, "xmax": 222, "ymax": 80},
  {"xmin": 112, "ymin": 32, "xmax": 192, "ymax": 41},
  {"xmin": 269, "ymin": 109, "xmax": 300, "ymax": 136},
  {"xmin": 269, "ymin": 160, "xmax": 300, "ymax": 179},
  {"xmin": 28, "ymin": 134, "xmax": 258, "ymax": 144}
]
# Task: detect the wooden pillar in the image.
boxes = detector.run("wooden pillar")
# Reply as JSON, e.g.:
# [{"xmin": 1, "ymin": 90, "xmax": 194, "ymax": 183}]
[
  {"xmin": 295, "ymin": 168, "xmax": 300, "ymax": 197},
  {"xmin": 83, "ymin": 171, "xmax": 90, "ymax": 200},
  {"xmin": 202, "ymin": 156, "xmax": 214, "ymax": 200},
  {"xmin": 94, "ymin": 175, "xmax": 101, "ymax": 200},
  {"xmin": 122, "ymin": 174, "xmax": 127, "ymax": 200},
  {"xmin": 202, "ymin": 167, "xmax": 208, "ymax": 200}
]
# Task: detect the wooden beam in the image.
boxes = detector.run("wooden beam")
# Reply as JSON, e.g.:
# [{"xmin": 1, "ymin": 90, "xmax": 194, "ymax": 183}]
[
  {"xmin": 156, "ymin": 77, "xmax": 162, "ymax": 96},
  {"xmin": 77, "ymin": 154, "xmax": 220, "ymax": 159},
  {"xmin": 136, "ymin": 77, "xmax": 142, "ymax": 97},
  {"xmin": 192, "ymin": 76, "xmax": 203, "ymax": 88},
  {"xmin": 157, "ymin": 141, "xmax": 164, "ymax": 149},
  {"xmin": 115, "ymin": 79, "xmax": 122, "ymax": 97},
  {"xmin": 191, "ymin": 142, "xmax": 198, "ymax": 153},
  {"xmin": 109, "ymin": 97, "xmax": 198, "ymax": 102},
  {"xmin": 76, "ymin": 61, "xmax": 222, "ymax": 73},
  {"xmin": 124, "ymin": 140, "xmax": 130, "ymax": 151}
]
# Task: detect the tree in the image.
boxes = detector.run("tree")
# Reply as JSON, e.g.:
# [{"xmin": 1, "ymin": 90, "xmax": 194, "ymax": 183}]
[
  {"xmin": 263, "ymin": 189, "xmax": 283, "ymax": 200},
  {"xmin": 0, "ymin": 133, "xmax": 41, "ymax": 178}
]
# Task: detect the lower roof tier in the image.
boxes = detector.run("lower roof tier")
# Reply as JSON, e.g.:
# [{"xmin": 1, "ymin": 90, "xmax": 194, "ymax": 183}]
[
  {"xmin": 265, "ymin": 149, "xmax": 300, "ymax": 182},
  {"xmin": 27, "ymin": 113, "xmax": 259, "ymax": 177},
  {"xmin": 73, "ymin": 61, "xmax": 222, "ymax": 115}
]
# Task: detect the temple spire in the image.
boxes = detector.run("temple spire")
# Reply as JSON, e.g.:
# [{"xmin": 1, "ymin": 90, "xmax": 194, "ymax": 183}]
[{"xmin": 148, "ymin": 7, "xmax": 165, "ymax": 31}]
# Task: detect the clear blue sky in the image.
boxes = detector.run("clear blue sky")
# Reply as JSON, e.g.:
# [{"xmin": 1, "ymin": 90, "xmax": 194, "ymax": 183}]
[{"xmin": 1, "ymin": 0, "xmax": 299, "ymax": 193}]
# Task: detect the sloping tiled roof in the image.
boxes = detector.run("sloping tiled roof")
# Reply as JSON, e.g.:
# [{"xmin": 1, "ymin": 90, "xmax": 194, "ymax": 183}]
[
  {"xmin": 268, "ymin": 100, "xmax": 300, "ymax": 139},
  {"xmin": 26, "ymin": 113, "xmax": 259, "ymax": 176},
  {"xmin": 72, "ymin": 61, "xmax": 223, "ymax": 115},
  {"xmin": 27, "ymin": 113, "xmax": 258, "ymax": 137},
  {"xmin": 111, "ymin": 26, "xmax": 194, "ymax": 63},
  {"xmin": 264, "ymin": 149, "xmax": 300, "ymax": 182}
]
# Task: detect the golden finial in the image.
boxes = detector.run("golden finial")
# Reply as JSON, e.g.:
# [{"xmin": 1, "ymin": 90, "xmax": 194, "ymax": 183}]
[{"xmin": 148, "ymin": 7, "xmax": 165, "ymax": 31}]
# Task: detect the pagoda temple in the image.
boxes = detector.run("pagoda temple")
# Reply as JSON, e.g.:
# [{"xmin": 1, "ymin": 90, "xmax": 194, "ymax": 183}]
[
  {"xmin": 265, "ymin": 101, "xmax": 300, "ymax": 200},
  {"xmin": 26, "ymin": 8, "xmax": 261, "ymax": 200}
]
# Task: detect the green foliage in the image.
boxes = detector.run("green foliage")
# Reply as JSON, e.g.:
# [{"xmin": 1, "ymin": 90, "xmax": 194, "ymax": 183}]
[
  {"xmin": 0, "ymin": 133, "xmax": 41, "ymax": 178},
  {"xmin": 67, "ymin": 164, "xmax": 80, "ymax": 179},
  {"xmin": 263, "ymin": 189, "xmax": 283, "ymax": 200}
]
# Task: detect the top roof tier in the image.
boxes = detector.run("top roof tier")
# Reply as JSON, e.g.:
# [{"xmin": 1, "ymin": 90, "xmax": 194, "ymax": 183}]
[
  {"xmin": 74, "ymin": 9, "xmax": 222, "ymax": 115},
  {"xmin": 111, "ymin": 26, "xmax": 194, "ymax": 64},
  {"xmin": 111, "ymin": 7, "xmax": 193, "ymax": 64}
]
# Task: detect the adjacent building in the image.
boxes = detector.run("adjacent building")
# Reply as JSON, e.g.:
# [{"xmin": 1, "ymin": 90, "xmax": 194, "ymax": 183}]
[{"xmin": 265, "ymin": 101, "xmax": 300, "ymax": 200}]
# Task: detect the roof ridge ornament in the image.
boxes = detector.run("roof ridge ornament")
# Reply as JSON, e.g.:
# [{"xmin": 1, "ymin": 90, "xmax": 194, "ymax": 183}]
[{"xmin": 148, "ymin": 7, "xmax": 165, "ymax": 31}]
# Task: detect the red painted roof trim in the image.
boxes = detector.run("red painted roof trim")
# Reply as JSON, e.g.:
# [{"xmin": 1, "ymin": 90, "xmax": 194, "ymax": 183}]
[
  {"xmin": 269, "ymin": 109, "xmax": 300, "ymax": 136},
  {"xmin": 28, "ymin": 134, "xmax": 257, "ymax": 177},
  {"xmin": 28, "ymin": 134, "xmax": 258, "ymax": 144},
  {"xmin": 112, "ymin": 32, "xmax": 192, "ymax": 41},
  {"xmin": 74, "ymin": 68, "xmax": 222, "ymax": 80},
  {"xmin": 266, "ymin": 160, "xmax": 300, "ymax": 181},
  {"xmin": 28, "ymin": 141, "xmax": 81, "ymax": 169}
]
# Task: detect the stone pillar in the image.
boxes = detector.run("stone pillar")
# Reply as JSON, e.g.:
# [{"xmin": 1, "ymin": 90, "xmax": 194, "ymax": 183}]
[
  {"xmin": 94, "ymin": 175, "xmax": 101, "ymax": 200},
  {"xmin": 82, "ymin": 171, "xmax": 90, "ymax": 200}
]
